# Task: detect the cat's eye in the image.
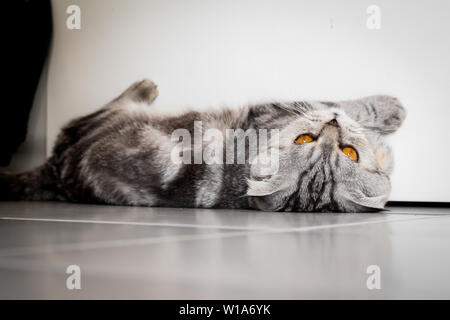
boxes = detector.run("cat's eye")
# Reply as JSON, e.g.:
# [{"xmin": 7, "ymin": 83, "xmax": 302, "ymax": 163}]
[
  {"xmin": 295, "ymin": 134, "xmax": 313, "ymax": 144},
  {"xmin": 342, "ymin": 146, "xmax": 358, "ymax": 161}
]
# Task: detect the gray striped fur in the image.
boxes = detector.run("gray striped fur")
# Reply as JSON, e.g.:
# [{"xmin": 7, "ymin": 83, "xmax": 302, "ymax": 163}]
[{"xmin": 0, "ymin": 79, "xmax": 406, "ymax": 212}]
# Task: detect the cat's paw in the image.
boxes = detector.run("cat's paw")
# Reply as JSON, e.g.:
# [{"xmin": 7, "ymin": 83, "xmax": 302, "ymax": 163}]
[
  {"xmin": 133, "ymin": 79, "xmax": 159, "ymax": 104},
  {"xmin": 120, "ymin": 78, "xmax": 159, "ymax": 105},
  {"xmin": 363, "ymin": 95, "xmax": 407, "ymax": 134}
]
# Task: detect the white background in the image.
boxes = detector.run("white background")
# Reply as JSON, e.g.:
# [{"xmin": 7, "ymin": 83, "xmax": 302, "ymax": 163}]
[{"xmin": 47, "ymin": 0, "xmax": 450, "ymax": 202}]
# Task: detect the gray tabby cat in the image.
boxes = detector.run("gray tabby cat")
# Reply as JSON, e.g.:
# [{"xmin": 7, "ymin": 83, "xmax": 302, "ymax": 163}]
[{"xmin": 0, "ymin": 79, "xmax": 406, "ymax": 212}]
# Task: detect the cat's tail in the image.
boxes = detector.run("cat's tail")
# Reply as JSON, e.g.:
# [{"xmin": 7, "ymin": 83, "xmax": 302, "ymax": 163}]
[{"xmin": 0, "ymin": 162, "xmax": 60, "ymax": 201}]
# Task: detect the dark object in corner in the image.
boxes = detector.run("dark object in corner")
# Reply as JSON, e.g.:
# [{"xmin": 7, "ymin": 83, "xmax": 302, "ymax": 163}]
[
  {"xmin": 1, "ymin": 0, "xmax": 52, "ymax": 166},
  {"xmin": 387, "ymin": 201, "xmax": 450, "ymax": 208}
]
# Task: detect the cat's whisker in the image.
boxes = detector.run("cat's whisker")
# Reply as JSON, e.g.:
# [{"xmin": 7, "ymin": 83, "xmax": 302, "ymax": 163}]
[{"xmin": 275, "ymin": 103, "xmax": 308, "ymax": 119}]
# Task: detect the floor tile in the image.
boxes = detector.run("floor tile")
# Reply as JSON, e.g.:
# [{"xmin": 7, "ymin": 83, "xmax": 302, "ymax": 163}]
[{"xmin": 0, "ymin": 202, "xmax": 449, "ymax": 299}]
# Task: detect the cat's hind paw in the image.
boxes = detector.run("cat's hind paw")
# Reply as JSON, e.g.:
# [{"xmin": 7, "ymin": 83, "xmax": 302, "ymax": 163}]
[{"xmin": 119, "ymin": 78, "xmax": 159, "ymax": 105}]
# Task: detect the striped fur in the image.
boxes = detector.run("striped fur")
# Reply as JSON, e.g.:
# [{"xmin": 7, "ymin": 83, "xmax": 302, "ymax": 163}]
[{"xmin": 0, "ymin": 79, "xmax": 406, "ymax": 212}]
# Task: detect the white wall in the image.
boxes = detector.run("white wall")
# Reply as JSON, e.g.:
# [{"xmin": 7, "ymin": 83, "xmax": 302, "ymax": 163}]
[{"xmin": 48, "ymin": 0, "xmax": 450, "ymax": 202}]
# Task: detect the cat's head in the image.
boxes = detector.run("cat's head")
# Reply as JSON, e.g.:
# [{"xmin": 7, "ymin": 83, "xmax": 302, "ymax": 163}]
[{"xmin": 247, "ymin": 98, "xmax": 406, "ymax": 212}]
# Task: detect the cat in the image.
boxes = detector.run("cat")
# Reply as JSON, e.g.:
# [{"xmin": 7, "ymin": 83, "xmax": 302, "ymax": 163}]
[{"xmin": 0, "ymin": 79, "xmax": 406, "ymax": 212}]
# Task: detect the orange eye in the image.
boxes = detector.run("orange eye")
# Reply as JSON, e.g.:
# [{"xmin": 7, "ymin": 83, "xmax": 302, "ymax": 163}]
[
  {"xmin": 342, "ymin": 146, "xmax": 358, "ymax": 161},
  {"xmin": 295, "ymin": 134, "xmax": 313, "ymax": 144}
]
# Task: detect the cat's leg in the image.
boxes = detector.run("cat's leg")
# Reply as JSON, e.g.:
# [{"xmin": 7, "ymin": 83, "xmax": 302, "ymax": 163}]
[
  {"xmin": 112, "ymin": 79, "xmax": 159, "ymax": 106},
  {"xmin": 321, "ymin": 95, "xmax": 407, "ymax": 134}
]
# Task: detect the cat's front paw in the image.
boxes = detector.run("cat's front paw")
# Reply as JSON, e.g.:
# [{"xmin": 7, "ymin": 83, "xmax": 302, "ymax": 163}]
[{"xmin": 364, "ymin": 95, "xmax": 407, "ymax": 134}]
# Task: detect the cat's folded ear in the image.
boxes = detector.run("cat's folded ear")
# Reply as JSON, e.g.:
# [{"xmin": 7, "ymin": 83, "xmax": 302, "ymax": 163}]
[
  {"xmin": 374, "ymin": 140, "xmax": 394, "ymax": 174},
  {"xmin": 246, "ymin": 172, "xmax": 292, "ymax": 196},
  {"xmin": 246, "ymin": 177, "xmax": 294, "ymax": 212},
  {"xmin": 246, "ymin": 173, "xmax": 297, "ymax": 212},
  {"xmin": 339, "ymin": 187, "xmax": 389, "ymax": 212},
  {"xmin": 246, "ymin": 147, "xmax": 288, "ymax": 197},
  {"xmin": 343, "ymin": 194, "xmax": 388, "ymax": 212}
]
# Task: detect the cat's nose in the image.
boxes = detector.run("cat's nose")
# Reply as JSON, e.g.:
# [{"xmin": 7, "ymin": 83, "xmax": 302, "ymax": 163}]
[{"xmin": 327, "ymin": 119, "xmax": 339, "ymax": 127}]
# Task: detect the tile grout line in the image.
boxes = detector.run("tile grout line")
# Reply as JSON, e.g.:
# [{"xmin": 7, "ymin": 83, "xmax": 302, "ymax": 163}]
[
  {"xmin": 284, "ymin": 214, "xmax": 450, "ymax": 231},
  {"xmin": 0, "ymin": 215, "xmax": 445, "ymax": 258},
  {"xmin": 0, "ymin": 230, "xmax": 254, "ymax": 258},
  {"xmin": 0, "ymin": 216, "xmax": 270, "ymax": 231},
  {"xmin": 0, "ymin": 213, "xmax": 443, "ymax": 232},
  {"xmin": 385, "ymin": 211, "xmax": 450, "ymax": 216}
]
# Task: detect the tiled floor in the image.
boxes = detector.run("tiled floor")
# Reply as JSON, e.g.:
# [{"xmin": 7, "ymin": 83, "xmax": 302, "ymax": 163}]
[{"xmin": 0, "ymin": 201, "xmax": 449, "ymax": 299}]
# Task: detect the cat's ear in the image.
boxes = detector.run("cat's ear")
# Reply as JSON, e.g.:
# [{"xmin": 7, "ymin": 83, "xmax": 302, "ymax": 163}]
[
  {"xmin": 374, "ymin": 140, "xmax": 393, "ymax": 174},
  {"xmin": 344, "ymin": 194, "xmax": 388, "ymax": 212},
  {"xmin": 246, "ymin": 147, "xmax": 287, "ymax": 196},
  {"xmin": 340, "ymin": 188, "xmax": 389, "ymax": 212},
  {"xmin": 246, "ymin": 170, "xmax": 298, "ymax": 211},
  {"xmin": 246, "ymin": 177, "xmax": 296, "ymax": 212},
  {"xmin": 246, "ymin": 175, "xmax": 287, "ymax": 197},
  {"xmin": 249, "ymin": 193, "xmax": 284, "ymax": 212}
]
